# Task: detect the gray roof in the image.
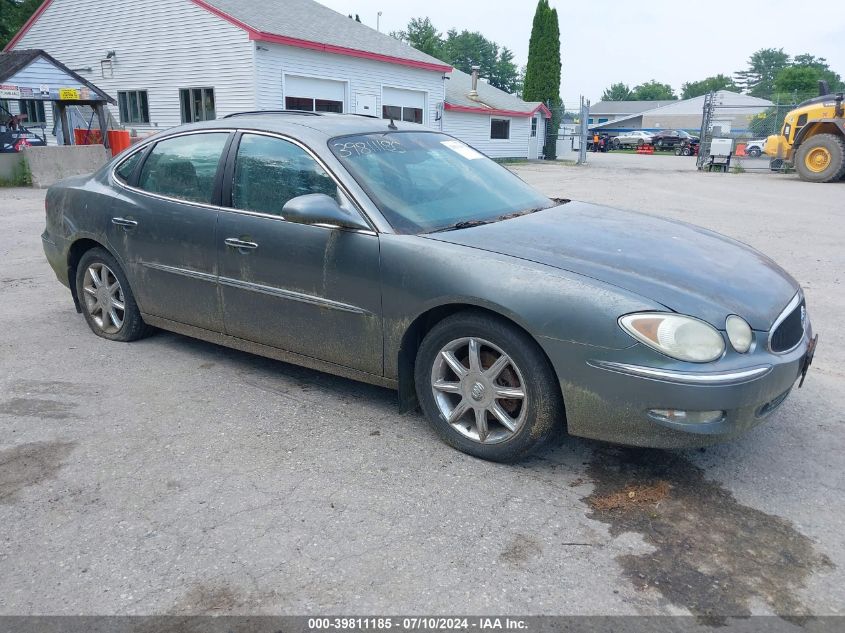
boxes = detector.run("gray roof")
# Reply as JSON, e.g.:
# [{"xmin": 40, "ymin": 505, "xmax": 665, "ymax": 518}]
[
  {"xmin": 446, "ymin": 68, "xmax": 545, "ymax": 114},
  {"xmin": 0, "ymin": 49, "xmax": 114, "ymax": 103},
  {"xmin": 590, "ymin": 100, "xmax": 675, "ymax": 114},
  {"xmin": 203, "ymin": 0, "xmax": 450, "ymax": 69}
]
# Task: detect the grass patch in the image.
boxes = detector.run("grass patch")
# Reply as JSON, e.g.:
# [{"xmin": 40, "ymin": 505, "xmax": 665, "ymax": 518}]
[{"xmin": 0, "ymin": 158, "xmax": 32, "ymax": 187}]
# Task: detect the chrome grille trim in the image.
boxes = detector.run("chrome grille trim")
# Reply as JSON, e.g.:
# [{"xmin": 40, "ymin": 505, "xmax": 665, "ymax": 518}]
[{"xmin": 767, "ymin": 291, "xmax": 805, "ymax": 354}]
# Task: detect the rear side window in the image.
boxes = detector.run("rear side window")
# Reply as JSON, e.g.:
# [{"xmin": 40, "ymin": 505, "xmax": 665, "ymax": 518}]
[
  {"xmin": 137, "ymin": 132, "xmax": 229, "ymax": 204},
  {"xmin": 114, "ymin": 150, "xmax": 143, "ymax": 184},
  {"xmin": 231, "ymin": 134, "xmax": 336, "ymax": 217}
]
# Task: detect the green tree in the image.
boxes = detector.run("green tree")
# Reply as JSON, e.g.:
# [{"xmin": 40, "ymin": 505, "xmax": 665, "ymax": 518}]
[
  {"xmin": 631, "ymin": 80, "xmax": 676, "ymax": 100},
  {"xmin": 1, "ymin": 0, "xmax": 41, "ymax": 49},
  {"xmin": 522, "ymin": 0, "xmax": 561, "ymax": 158},
  {"xmin": 680, "ymin": 74, "xmax": 739, "ymax": 99},
  {"xmin": 737, "ymin": 48, "xmax": 791, "ymax": 98},
  {"xmin": 441, "ymin": 29, "xmax": 498, "ymax": 77},
  {"xmin": 390, "ymin": 17, "xmax": 443, "ymax": 59},
  {"xmin": 601, "ymin": 82, "xmax": 633, "ymax": 101}
]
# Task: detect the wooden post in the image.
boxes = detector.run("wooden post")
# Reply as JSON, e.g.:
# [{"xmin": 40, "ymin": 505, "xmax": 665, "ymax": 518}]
[
  {"xmin": 95, "ymin": 103, "xmax": 110, "ymax": 150},
  {"xmin": 58, "ymin": 103, "xmax": 71, "ymax": 146}
]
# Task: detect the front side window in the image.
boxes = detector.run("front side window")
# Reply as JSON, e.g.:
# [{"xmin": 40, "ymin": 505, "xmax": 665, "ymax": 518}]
[
  {"xmin": 180, "ymin": 87, "xmax": 215, "ymax": 123},
  {"xmin": 18, "ymin": 99, "xmax": 46, "ymax": 125},
  {"xmin": 137, "ymin": 132, "xmax": 229, "ymax": 204},
  {"xmin": 232, "ymin": 134, "xmax": 336, "ymax": 216},
  {"xmin": 330, "ymin": 132, "xmax": 552, "ymax": 234},
  {"xmin": 491, "ymin": 118, "xmax": 510, "ymax": 140},
  {"xmin": 285, "ymin": 96, "xmax": 343, "ymax": 113},
  {"xmin": 118, "ymin": 90, "xmax": 150, "ymax": 124}
]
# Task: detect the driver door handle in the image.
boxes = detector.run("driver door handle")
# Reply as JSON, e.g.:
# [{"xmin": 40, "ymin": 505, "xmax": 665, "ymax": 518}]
[{"xmin": 224, "ymin": 237, "xmax": 259, "ymax": 250}]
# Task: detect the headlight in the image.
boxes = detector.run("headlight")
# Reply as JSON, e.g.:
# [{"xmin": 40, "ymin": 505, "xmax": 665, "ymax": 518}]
[
  {"xmin": 725, "ymin": 315, "xmax": 753, "ymax": 353},
  {"xmin": 619, "ymin": 313, "xmax": 725, "ymax": 363}
]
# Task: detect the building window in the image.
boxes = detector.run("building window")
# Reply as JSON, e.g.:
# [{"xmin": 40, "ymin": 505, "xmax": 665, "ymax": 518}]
[
  {"xmin": 285, "ymin": 96, "xmax": 343, "ymax": 113},
  {"xmin": 491, "ymin": 118, "xmax": 510, "ymax": 140},
  {"xmin": 118, "ymin": 90, "xmax": 150, "ymax": 124},
  {"xmin": 18, "ymin": 99, "xmax": 46, "ymax": 125},
  {"xmin": 382, "ymin": 104, "xmax": 423, "ymax": 124},
  {"xmin": 180, "ymin": 87, "xmax": 215, "ymax": 123},
  {"xmin": 598, "ymin": 117, "xmax": 609, "ymax": 123},
  {"xmin": 530, "ymin": 118, "xmax": 538, "ymax": 137}
]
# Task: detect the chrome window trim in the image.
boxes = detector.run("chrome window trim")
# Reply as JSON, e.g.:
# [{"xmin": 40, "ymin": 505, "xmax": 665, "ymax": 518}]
[
  {"xmin": 588, "ymin": 360, "xmax": 772, "ymax": 385},
  {"xmin": 767, "ymin": 291, "xmax": 805, "ymax": 354},
  {"xmin": 109, "ymin": 127, "xmax": 379, "ymax": 234}
]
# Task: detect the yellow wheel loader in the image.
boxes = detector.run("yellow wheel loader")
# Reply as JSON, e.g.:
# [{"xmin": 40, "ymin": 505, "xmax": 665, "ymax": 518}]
[{"xmin": 764, "ymin": 81, "xmax": 845, "ymax": 183}]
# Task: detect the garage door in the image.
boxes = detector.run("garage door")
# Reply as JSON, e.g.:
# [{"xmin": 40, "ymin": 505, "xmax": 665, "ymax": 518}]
[
  {"xmin": 382, "ymin": 87, "xmax": 426, "ymax": 124},
  {"xmin": 284, "ymin": 75, "xmax": 345, "ymax": 113}
]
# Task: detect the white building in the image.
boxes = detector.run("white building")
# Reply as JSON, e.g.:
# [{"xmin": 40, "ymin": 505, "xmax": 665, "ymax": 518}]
[
  {"xmin": 588, "ymin": 100, "xmax": 675, "ymax": 127},
  {"xmin": 5, "ymin": 0, "xmax": 547, "ymax": 159}
]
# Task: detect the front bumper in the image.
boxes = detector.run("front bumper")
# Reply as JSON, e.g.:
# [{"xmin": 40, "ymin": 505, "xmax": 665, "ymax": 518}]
[{"xmin": 539, "ymin": 324, "xmax": 815, "ymax": 449}]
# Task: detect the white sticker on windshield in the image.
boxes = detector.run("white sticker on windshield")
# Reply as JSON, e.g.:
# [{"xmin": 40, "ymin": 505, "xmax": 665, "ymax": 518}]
[{"xmin": 441, "ymin": 140, "xmax": 483, "ymax": 160}]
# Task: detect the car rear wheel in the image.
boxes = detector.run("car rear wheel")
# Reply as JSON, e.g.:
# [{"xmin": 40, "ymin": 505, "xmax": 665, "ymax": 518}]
[
  {"xmin": 748, "ymin": 147, "xmax": 762, "ymax": 158},
  {"xmin": 415, "ymin": 311, "xmax": 563, "ymax": 462},
  {"xmin": 637, "ymin": 139, "xmax": 644, "ymax": 147},
  {"xmin": 75, "ymin": 247, "xmax": 152, "ymax": 342}
]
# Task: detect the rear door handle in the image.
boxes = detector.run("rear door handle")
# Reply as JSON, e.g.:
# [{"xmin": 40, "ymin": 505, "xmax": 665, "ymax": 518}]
[
  {"xmin": 111, "ymin": 217, "xmax": 138, "ymax": 228},
  {"xmin": 224, "ymin": 237, "xmax": 259, "ymax": 251}
]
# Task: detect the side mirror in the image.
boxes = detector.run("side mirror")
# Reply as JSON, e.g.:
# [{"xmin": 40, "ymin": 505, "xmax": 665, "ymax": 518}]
[{"xmin": 281, "ymin": 193, "xmax": 370, "ymax": 231}]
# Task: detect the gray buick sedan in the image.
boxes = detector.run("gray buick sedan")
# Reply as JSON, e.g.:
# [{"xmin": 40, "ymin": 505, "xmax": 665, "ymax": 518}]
[{"xmin": 42, "ymin": 112, "xmax": 817, "ymax": 461}]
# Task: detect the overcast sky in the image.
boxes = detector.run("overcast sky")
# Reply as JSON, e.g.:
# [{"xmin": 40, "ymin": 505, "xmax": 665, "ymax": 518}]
[{"xmin": 317, "ymin": 0, "xmax": 845, "ymax": 105}]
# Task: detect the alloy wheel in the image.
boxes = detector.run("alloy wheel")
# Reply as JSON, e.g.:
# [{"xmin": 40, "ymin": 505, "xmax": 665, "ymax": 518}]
[
  {"xmin": 82, "ymin": 263, "xmax": 125, "ymax": 334},
  {"xmin": 430, "ymin": 337, "xmax": 528, "ymax": 444}
]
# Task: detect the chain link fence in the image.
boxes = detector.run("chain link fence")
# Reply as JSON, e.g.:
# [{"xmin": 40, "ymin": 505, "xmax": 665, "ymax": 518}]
[
  {"xmin": 696, "ymin": 91, "xmax": 816, "ymax": 172},
  {"xmin": 545, "ymin": 98, "xmax": 590, "ymax": 163}
]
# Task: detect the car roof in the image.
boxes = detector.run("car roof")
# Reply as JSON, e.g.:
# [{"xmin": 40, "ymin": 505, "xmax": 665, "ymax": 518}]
[{"xmin": 159, "ymin": 112, "xmax": 431, "ymax": 145}]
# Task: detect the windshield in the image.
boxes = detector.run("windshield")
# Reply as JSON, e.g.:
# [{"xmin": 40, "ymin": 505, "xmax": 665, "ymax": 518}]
[{"xmin": 329, "ymin": 131, "xmax": 552, "ymax": 234}]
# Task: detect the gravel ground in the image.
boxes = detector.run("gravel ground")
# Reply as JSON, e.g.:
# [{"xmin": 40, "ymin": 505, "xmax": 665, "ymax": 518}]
[{"xmin": 0, "ymin": 155, "xmax": 843, "ymax": 618}]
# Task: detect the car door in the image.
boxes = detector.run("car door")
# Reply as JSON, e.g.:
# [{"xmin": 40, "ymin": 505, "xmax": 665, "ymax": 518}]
[
  {"xmin": 216, "ymin": 131, "xmax": 383, "ymax": 375},
  {"xmin": 106, "ymin": 130, "xmax": 233, "ymax": 332}
]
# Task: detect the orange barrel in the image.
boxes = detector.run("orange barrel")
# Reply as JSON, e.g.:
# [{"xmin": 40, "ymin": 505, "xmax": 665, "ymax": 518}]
[
  {"xmin": 107, "ymin": 130, "xmax": 132, "ymax": 156},
  {"xmin": 736, "ymin": 143, "xmax": 747, "ymax": 157}
]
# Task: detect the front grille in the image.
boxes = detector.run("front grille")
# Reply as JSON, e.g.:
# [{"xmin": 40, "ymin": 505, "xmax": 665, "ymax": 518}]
[{"xmin": 769, "ymin": 297, "xmax": 805, "ymax": 353}]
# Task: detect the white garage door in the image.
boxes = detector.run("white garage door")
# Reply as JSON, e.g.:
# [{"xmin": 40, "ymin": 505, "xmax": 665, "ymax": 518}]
[
  {"xmin": 382, "ymin": 87, "xmax": 426, "ymax": 124},
  {"xmin": 284, "ymin": 75, "xmax": 346, "ymax": 112}
]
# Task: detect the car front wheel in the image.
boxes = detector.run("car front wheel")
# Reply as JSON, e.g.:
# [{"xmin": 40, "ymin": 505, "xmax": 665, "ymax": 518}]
[
  {"xmin": 415, "ymin": 311, "xmax": 563, "ymax": 462},
  {"xmin": 75, "ymin": 247, "xmax": 152, "ymax": 342}
]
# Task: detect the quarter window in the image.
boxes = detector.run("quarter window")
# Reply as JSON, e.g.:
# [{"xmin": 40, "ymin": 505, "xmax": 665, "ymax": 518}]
[
  {"xmin": 114, "ymin": 150, "xmax": 143, "ymax": 184},
  {"xmin": 285, "ymin": 96, "xmax": 343, "ymax": 113},
  {"xmin": 137, "ymin": 133, "xmax": 229, "ymax": 204},
  {"xmin": 491, "ymin": 118, "xmax": 510, "ymax": 140},
  {"xmin": 231, "ymin": 134, "xmax": 337, "ymax": 217},
  {"xmin": 118, "ymin": 90, "xmax": 150, "ymax": 124},
  {"xmin": 180, "ymin": 87, "xmax": 215, "ymax": 123},
  {"xmin": 18, "ymin": 99, "xmax": 46, "ymax": 125}
]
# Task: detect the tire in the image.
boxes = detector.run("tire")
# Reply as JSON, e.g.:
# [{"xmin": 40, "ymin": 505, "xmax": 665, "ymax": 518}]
[
  {"xmin": 637, "ymin": 139, "xmax": 644, "ymax": 147},
  {"xmin": 75, "ymin": 247, "xmax": 153, "ymax": 342},
  {"xmin": 655, "ymin": 139, "xmax": 663, "ymax": 149},
  {"xmin": 674, "ymin": 148, "xmax": 682, "ymax": 156},
  {"xmin": 748, "ymin": 147, "xmax": 761, "ymax": 158},
  {"xmin": 611, "ymin": 138, "xmax": 620, "ymax": 150},
  {"xmin": 794, "ymin": 133, "xmax": 845, "ymax": 183},
  {"xmin": 414, "ymin": 311, "xmax": 563, "ymax": 462},
  {"xmin": 682, "ymin": 147, "xmax": 691, "ymax": 156}
]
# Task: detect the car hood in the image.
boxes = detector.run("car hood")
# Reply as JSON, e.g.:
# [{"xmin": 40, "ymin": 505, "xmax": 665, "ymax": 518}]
[{"xmin": 424, "ymin": 202, "xmax": 798, "ymax": 330}]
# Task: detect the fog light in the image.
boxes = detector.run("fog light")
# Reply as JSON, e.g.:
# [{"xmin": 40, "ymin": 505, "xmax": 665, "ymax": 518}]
[{"xmin": 648, "ymin": 409, "xmax": 725, "ymax": 425}]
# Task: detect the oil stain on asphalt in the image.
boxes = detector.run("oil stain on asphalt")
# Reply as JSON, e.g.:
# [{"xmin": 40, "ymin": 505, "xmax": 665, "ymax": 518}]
[
  {"xmin": 584, "ymin": 447, "xmax": 833, "ymax": 623},
  {"xmin": 0, "ymin": 441, "xmax": 76, "ymax": 503}
]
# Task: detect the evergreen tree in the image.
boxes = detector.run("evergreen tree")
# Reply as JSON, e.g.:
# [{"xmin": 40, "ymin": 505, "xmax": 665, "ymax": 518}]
[{"xmin": 522, "ymin": 0, "xmax": 561, "ymax": 158}]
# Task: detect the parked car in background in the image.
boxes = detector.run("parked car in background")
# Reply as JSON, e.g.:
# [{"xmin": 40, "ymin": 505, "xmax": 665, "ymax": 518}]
[
  {"xmin": 652, "ymin": 130, "xmax": 699, "ymax": 149},
  {"xmin": 42, "ymin": 112, "xmax": 816, "ymax": 462},
  {"xmin": 611, "ymin": 130, "xmax": 654, "ymax": 148},
  {"xmin": 745, "ymin": 139, "xmax": 766, "ymax": 157}
]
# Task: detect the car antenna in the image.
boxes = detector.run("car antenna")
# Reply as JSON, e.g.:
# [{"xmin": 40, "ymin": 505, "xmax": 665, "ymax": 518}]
[{"xmin": 388, "ymin": 118, "xmax": 398, "ymax": 130}]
